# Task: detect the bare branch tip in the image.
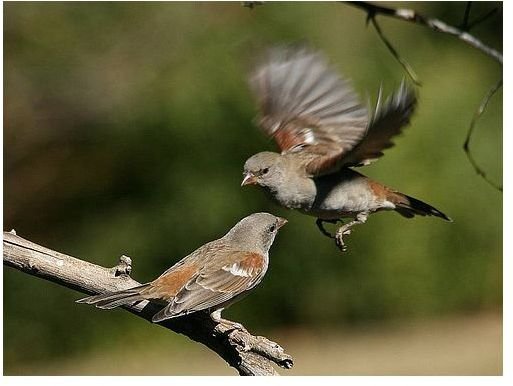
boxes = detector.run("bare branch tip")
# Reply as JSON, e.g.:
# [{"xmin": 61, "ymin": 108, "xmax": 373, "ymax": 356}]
[
  {"xmin": 463, "ymin": 79, "xmax": 502, "ymax": 192},
  {"xmin": 4, "ymin": 236, "xmax": 291, "ymax": 375},
  {"xmin": 369, "ymin": 17, "xmax": 422, "ymax": 86},
  {"xmin": 345, "ymin": 1, "xmax": 502, "ymax": 64},
  {"xmin": 114, "ymin": 255, "xmax": 133, "ymax": 276}
]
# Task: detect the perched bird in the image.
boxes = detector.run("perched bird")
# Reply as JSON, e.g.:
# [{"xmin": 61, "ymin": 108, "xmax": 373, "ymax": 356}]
[
  {"xmin": 241, "ymin": 47, "xmax": 451, "ymax": 251},
  {"xmin": 77, "ymin": 213, "xmax": 287, "ymax": 329}
]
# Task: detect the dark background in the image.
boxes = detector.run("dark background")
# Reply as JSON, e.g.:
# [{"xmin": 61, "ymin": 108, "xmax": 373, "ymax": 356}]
[{"xmin": 4, "ymin": 2, "xmax": 502, "ymax": 375}]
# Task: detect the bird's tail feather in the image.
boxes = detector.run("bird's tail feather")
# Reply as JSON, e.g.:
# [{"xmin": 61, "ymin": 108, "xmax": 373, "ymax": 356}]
[
  {"xmin": 76, "ymin": 284, "xmax": 150, "ymax": 309},
  {"xmin": 393, "ymin": 193, "xmax": 452, "ymax": 221}
]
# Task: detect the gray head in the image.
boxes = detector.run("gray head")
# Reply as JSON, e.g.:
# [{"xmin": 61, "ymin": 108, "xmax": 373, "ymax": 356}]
[
  {"xmin": 224, "ymin": 212, "xmax": 287, "ymax": 254},
  {"xmin": 241, "ymin": 152, "xmax": 284, "ymax": 189}
]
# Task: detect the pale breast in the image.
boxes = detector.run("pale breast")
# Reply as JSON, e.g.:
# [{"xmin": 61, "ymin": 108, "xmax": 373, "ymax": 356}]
[{"xmin": 308, "ymin": 169, "xmax": 385, "ymax": 219}]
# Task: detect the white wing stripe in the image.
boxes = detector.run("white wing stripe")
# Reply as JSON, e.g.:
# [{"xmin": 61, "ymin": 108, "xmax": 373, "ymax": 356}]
[{"xmin": 222, "ymin": 262, "xmax": 252, "ymax": 277}]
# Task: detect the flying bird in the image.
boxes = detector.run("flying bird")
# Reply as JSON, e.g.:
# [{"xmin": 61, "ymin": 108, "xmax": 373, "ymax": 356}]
[
  {"xmin": 241, "ymin": 47, "xmax": 451, "ymax": 251},
  {"xmin": 77, "ymin": 213, "xmax": 287, "ymax": 330}
]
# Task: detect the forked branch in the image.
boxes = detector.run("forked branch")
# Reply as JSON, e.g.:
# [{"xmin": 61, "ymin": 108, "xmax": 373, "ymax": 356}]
[
  {"xmin": 463, "ymin": 79, "xmax": 503, "ymax": 192},
  {"xmin": 346, "ymin": 1, "xmax": 502, "ymax": 63},
  {"xmin": 344, "ymin": 1, "xmax": 502, "ymax": 192}
]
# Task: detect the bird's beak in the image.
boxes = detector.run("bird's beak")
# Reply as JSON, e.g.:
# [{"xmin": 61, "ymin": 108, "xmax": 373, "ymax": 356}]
[
  {"xmin": 241, "ymin": 172, "xmax": 257, "ymax": 186},
  {"xmin": 276, "ymin": 217, "xmax": 288, "ymax": 229}
]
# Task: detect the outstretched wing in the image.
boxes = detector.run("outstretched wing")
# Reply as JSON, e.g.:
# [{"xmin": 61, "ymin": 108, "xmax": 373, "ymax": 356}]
[
  {"xmin": 152, "ymin": 251, "xmax": 266, "ymax": 322},
  {"xmin": 250, "ymin": 46, "xmax": 369, "ymax": 176},
  {"xmin": 340, "ymin": 81, "xmax": 417, "ymax": 167}
]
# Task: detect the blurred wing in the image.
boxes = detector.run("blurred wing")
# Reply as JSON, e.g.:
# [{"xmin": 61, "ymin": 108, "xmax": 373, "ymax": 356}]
[
  {"xmin": 152, "ymin": 252, "xmax": 266, "ymax": 322},
  {"xmin": 250, "ymin": 47, "xmax": 369, "ymax": 176},
  {"xmin": 341, "ymin": 81, "xmax": 417, "ymax": 167}
]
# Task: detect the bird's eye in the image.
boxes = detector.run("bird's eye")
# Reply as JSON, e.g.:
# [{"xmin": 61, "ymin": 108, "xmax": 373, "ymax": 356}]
[
  {"xmin": 262, "ymin": 167, "xmax": 269, "ymax": 175},
  {"xmin": 269, "ymin": 224, "xmax": 276, "ymax": 233}
]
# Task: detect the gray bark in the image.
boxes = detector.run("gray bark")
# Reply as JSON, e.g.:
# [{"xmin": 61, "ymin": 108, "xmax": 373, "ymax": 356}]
[{"xmin": 3, "ymin": 230, "xmax": 293, "ymax": 376}]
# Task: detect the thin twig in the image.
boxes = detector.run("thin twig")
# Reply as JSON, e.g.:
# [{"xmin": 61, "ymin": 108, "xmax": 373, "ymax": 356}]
[
  {"xmin": 3, "ymin": 232, "xmax": 293, "ymax": 375},
  {"xmin": 369, "ymin": 16, "xmax": 421, "ymax": 86},
  {"xmin": 460, "ymin": 2, "xmax": 473, "ymax": 30},
  {"xmin": 463, "ymin": 79, "xmax": 503, "ymax": 192},
  {"xmin": 345, "ymin": 1, "xmax": 502, "ymax": 64},
  {"xmin": 343, "ymin": 1, "xmax": 502, "ymax": 191},
  {"xmin": 467, "ymin": 7, "xmax": 500, "ymax": 31}
]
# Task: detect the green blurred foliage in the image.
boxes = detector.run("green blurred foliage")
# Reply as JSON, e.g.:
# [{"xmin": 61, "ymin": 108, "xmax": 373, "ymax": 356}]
[{"xmin": 4, "ymin": 1, "xmax": 502, "ymax": 371}]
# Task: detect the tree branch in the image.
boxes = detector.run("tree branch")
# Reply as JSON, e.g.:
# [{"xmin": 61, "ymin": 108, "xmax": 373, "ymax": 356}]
[
  {"xmin": 466, "ymin": 6, "xmax": 499, "ymax": 31},
  {"xmin": 345, "ymin": 1, "xmax": 502, "ymax": 64},
  {"xmin": 368, "ymin": 15, "xmax": 421, "ymax": 86},
  {"xmin": 463, "ymin": 79, "xmax": 503, "ymax": 192},
  {"xmin": 3, "ymin": 230, "xmax": 293, "ymax": 376},
  {"xmin": 459, "ymin": 2, "xmax": 472, "ymax": 30},
  {"xmin": 343, "ymin": 1, "xmax": 502, "ymax": 192}
]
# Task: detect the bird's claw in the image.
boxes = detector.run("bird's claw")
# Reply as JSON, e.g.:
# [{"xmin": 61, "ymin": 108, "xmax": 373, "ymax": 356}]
[
  {"xmin": 335, "ymin": 232, "xmax": 349, "ymax": 252},
  {"xmin": 229, "ymin": 322, "xmax": 246, "ymax": 332},
  {"xmin": 317, "ymin": 217, "xmax": 363, "ymax": 252},
  {"xmin": 214, "ymin": 320, "xmax": 247, "ymax": 335}
]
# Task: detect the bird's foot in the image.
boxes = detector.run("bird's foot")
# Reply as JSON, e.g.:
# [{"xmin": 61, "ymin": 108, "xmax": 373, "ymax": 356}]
[
  {"xmin": 211, "ymin": 310, "xmax": 247, "ymax": 335},
  {"xmin": 214, "ymin": 320, "xmax": 247, "ymax": 335},
  {"xmin": 333, "ymin": 212, "xmax": 369, "ymax": 252},
  {"xmin": 335, "ymin": 228, "xmax": 349, "ymax": 252}
]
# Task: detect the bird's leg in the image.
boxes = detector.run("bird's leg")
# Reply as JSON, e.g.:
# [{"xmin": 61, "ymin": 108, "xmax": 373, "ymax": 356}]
[
  {"xmin": 335, "ymin": 212, "xmax": 369, "ymax": 252},
  {"xmin": 315, "ymin": 218, "xmax": 341, "ymax": 239},
  {"xmin": 211, "ymin": 309, "xmax": 247, "ymax": 334}
]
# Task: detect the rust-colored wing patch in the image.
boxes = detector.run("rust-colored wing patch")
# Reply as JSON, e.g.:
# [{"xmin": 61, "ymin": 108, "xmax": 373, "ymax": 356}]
[
  {"xmin": 250, "ymin": 47, "xmax": 369, "ymax": 176},
  {"xmin": 150, "ymin": 250, "xmax": 267, "ymax": 319},
  {"xmin": 221, "ymin": 252, "xmax": 265, "ymax": 279},
  {"xmin": 273, "ymin": 122, "xmax": 312, "ymax": 152},
  {"xmin": 239, "ymin": 252, "xmax": 265, "ymax": 270},
  {"xmin": 144, "ymin": 263, "xmax": 199, "ymax": 300}
]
